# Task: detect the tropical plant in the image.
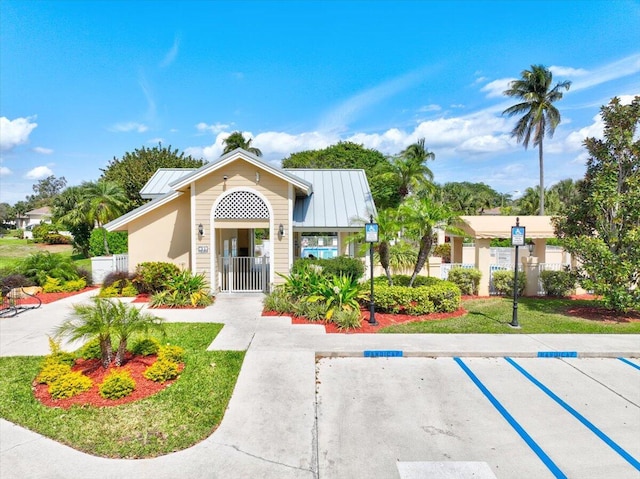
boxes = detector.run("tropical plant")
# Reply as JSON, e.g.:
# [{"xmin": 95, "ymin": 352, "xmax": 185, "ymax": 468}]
[
  {"xmin": 78, "ymin": 181, "xmax": 128, "ymax": 255},
  {"xmin": 503, "ymin": 65, "xmax": 571, "ymax": 215},
  {"xmin": 399, "ymin": 196, "xmax": 460, "ymax": 287},
  {"xmin": 381, "ymin": 138, "xmax": 435, "ymax": 199},
  {"xmin": 222, "ymin": 131, "xmax": 262, "ymax": 156},
  {"xmin": 110, "ymin": 301, "xmax": 165, "ymax": 366},
  {"xmin": 307, "ymin": 274, "xmax": 363, "ymax": 321},
  {"xmin": 554, "ymin": 96, "xmax": 640, "ymax": 312},
  {"xmin": 150, "ymin": 270, "xmax": 213, "ymax": 308},
  {"xmin": 56, "ymin": 298, "xmax": 119, "ymax": 369},
  {"xmin": 133, "ymin": 262, "xmax": 181, "ymax": 294},
  {"xmin": 18, "ymin": 251, "xmax": 79, "ymax": 286}
]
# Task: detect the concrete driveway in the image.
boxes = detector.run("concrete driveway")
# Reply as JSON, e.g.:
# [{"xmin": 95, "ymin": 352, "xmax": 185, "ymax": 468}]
[{"xmin": 1, "ymin": 291, "xmax": 639, "ymax": 479}]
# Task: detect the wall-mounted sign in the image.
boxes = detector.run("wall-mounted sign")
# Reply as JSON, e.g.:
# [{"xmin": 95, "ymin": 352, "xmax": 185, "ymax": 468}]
[{"xmin": 197, "ymin": 246, "xmax": 209, "ymax": 254}]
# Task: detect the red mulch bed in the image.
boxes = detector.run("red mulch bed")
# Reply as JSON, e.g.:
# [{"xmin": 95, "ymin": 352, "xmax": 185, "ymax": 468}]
[
  {"xmin": 18, "ymin": 287, "xmax": 99, "ymax": 304},
  {"xmin": 34, "ymin": 353, "xmax": 183, "ymax": 409},
  {"xmin": 563, "ymin": 306, "xmax": 640, "ymax": 323},
  {"xmin": 262, "ymin": 308, "xmax": 467, "ymax": 333}
]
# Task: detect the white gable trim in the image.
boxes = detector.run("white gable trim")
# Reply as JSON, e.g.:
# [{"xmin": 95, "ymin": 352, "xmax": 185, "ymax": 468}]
[
  {"xmin": 170, "ymin": 149, "xmax": 312, "ymax": 195},
  {"xmin": 105, "ymin": 191, "xmax": 183, "ymax": 232}
]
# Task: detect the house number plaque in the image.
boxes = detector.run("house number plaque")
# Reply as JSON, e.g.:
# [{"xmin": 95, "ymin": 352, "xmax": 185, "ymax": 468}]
[{"xmin": 197, "ymin": 246, "xmax": 209, "ymax": 254}]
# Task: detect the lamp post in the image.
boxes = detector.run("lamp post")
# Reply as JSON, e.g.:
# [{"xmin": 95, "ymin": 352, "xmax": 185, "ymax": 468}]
[
  {"xmin": 510, "ymin": 217, "xmax": 525, "ymax": 328},
  {"xmin": 365, "ymin": 215, "xmax": 379, "ymax": 325}
]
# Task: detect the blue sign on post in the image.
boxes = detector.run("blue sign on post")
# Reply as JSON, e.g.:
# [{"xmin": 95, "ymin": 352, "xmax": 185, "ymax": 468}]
[
  {"xmin": 511, "ymin": 226, "xmax": 526, "ymax": 246},
  {"xmin": 365, "ymin": 223, "xmax": 379, "ymax": 243}
]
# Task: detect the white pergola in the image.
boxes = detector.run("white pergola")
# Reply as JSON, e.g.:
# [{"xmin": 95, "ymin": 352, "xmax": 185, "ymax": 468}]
[{"xmin": 449, "ymin": 216, "xmax": 556, "ymax": 296}]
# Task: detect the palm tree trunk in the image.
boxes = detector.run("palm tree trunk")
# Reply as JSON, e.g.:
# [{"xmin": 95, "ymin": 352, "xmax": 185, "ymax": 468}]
[
  {"xmin": 115, "ymin": 339, "xmax": 127, "ymax": 366},
  {"xmin": 100, "ymin": 336, "xmax": 113, "ymax": 369},
  {"xmin": 102, "ymin": 227, "xmax": 110, "ymax": 255},
  {"xmin": 409, "ymin": 232, "xmax": 433, "ymax": 287},
  {"xmin": 539, "ymin": 140, "xmax": 545, "ymax": 216},
  {"xmin": 379, "ymin": 241, "xmax": 393, "ymax": 286}
]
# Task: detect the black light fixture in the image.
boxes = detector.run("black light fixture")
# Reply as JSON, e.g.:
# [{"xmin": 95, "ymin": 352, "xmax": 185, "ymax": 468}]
[
  {"xmin": 278, "ymin": 224, "xmax": 284, "ymax": 236},
  {"xmin": 198, "ymin": 223, "xmax": 204, "ymax": 236},
  {"xmin": 528, "ymin": 243, "xmax": 535, "ymax": 256}
]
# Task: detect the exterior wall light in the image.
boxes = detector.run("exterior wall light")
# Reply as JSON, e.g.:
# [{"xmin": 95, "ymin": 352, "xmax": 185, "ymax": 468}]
[
  {"xmin": 198, "ymin": 223, "xmax": 204, "ymax": 236},
  {"xmin": 528, "ymin": 243, "xmax": 534, "ymax": 256},
  {"xmin": 278, "ymin": 223, "xmax": 285, "ymax": 237}
]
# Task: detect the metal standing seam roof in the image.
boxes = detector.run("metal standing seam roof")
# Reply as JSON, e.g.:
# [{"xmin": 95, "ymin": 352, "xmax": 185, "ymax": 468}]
[
  {"xmin": 139, "ymin": 168, "xmax": 197, "ymax": 198},
  {"xmin": 286, "ymin": 169, "xmax": 377, "ymax": 229}
]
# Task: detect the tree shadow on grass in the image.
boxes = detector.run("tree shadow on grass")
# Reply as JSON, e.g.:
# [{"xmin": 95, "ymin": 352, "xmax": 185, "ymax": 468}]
[{"xmin": 468, "ymin": 310, "xmax": 512, "ymax": 327}]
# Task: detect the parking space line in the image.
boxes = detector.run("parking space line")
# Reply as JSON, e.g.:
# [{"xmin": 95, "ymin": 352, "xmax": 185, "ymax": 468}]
[
  {"xmin": 505, "ymin": 357, "xmax": 640, "ymax": 471},
  {"xmin": 618, "ymin": 357, "xmax": 640, "ymax": 371},
  {"xmin": 453, "ymin": 357, "xmax": 568, "ymax": 479}
]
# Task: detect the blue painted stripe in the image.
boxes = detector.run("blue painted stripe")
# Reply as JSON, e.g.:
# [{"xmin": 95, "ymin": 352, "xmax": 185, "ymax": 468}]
[
  {"xmin": 618, "ymin": 357, "xmax": 640, "ymax": 371},
  {"xmin": 538, "ymin": 351, "xmax": 578, "ymax": 358},
  {"xmin": 506, "ymin": 357, "xmax": 640, "ymax": 471},
  {"xmin": 363, "ymin": 350, "xmax": 403, "ymax": 357},
  {"xmin": 453, "ymin": 357, "xmax": 567, "ymax": 479}
]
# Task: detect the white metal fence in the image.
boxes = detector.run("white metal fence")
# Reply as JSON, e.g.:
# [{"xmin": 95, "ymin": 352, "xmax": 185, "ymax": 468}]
[
  {"xmin": 219, "ymin": 256, "xmax": 270, "ymax": 293},
  {"xmin": 440, "ymin": 263, "xmax": 475, "ymax": 280}
]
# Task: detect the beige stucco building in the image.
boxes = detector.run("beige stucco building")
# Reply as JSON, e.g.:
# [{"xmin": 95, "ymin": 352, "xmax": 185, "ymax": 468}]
[{"xmin": 105, "ymin": 149, "xmax": 376, "ymax": 293}]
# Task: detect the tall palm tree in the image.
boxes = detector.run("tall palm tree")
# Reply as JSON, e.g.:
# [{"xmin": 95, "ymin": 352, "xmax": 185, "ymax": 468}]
[
  {"xmin": 503, "ymin": 65, "xmax": 571, "ymax": 215},
  {"xmin": 399, "ymin": 196, "xmax": 460, "ymax": 287},
  {"xmin": 374, "ymin": 209, "xmax": 401, "ymax": 285},
  {"xmin": 383, "ymin": 138, "xmax": 435, "ymax": 198},
  {"xmin": 222, "ymin": 131, "xmax": 263, "ymax": 157},
  {"xmin": 80, "ymin": 181, "xmax": 128, "ymax": 255}
]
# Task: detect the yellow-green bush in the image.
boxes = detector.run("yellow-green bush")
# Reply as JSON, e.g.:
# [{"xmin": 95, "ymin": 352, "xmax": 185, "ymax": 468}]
[
  {"xmin": 157, "ymin": 344, "xmax": 184, "ymax": 363},
  {"xmin": 43, "ymin": 276, "xmax": 86, "ymax": 293},
  {"xmin": 129, "ymin": 337, "xmax": 160, "ymax": 356},
  {"xmin": 143, "ymin": 359, "xmax": 179, "ymax": 383},
  {"xmin": 37, "ymin": 363, "xmax": 72, "ymax": 384},
  {"xmin": 99, "ymin": 369, "xmax": 136, "ymax": 399},
  {"xmin": 48, "ymin": 371, "xmax": 93, "ymax": 399}
]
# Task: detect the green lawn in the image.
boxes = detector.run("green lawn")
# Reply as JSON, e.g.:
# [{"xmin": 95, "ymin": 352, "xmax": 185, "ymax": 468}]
[
  {"xmin": 0, "ymin": 238, "xmax": 90, "ymax": 271},
  {"xmin": 0, "ymin": 323, "xmax": 244, "ymax": 458},
  {"xmin": 379, "ymin": 297, "xmax": 640, "ymax": 334}
]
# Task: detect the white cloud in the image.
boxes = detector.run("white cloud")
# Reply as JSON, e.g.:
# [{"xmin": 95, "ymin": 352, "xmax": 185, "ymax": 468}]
[
  {"xmin": 0, "ymin": 116, "xmax": 37, "ymax": 150},
  {"xmin": 110, "ymin": 122, "xmax": 149, "ymax": 133},
  {"xmin": 25, "ymin": 166, "xmax": 53, "ymax": 179},
  {"xmin": 417, "ymin": 104, "xmax": 442, "ymax": 113},
  {"xmin": 0, "ymin": 166, "xmax": 12, "ymax": 176},
  {"xmin": 254, "ymin": 131, "xmax": 335, "ymax": 155},
  {"xmin": 457, "ymin": 134, "xmax": 511, "ymax": 154},
  {"xmin": 480, "ymin": 78, "xmax": 515, "ymax": 98},
  {"xmin": 549, "ymin": 65, "xmax": 588, "ymax": 77},
  {"xmin": 147, "ymin": 138, "xmax": 165, "ymax": 144},
  {"xmin": 196, "ymin": 122, "xmax": 231, "ymax": 134},
  {"xmin": 160, "ymin": 35, "xmax": 180, "ymax": 68},
  {"xmin": 571, "ymin": 53, "xmax": 640, "ymax": 91},
  {"xmin": 33, "ymin": 146, "xmax": 53, "ymax": 154}
]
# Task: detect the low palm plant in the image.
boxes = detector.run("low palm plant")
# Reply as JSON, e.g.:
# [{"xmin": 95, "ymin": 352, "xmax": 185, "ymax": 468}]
[
  {"xmin": 150, "ymin": 270, "xmax": 213, "ymax": 307},
  {"xmin": 308, "ymin": 274, "xmax": 364, "ymax": 320},
  {"xmin": 111, "ymin": 301, "xmax": 165, "ymax": 366}
]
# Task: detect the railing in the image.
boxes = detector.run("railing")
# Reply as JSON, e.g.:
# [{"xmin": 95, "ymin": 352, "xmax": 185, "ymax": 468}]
[
  {"xmin": 440, "ymin": 263, "xmax": 475, "ymax": 280},
  {"xmin": 219, "ymin": 256, "xmax": 270, "ymax": 293}
]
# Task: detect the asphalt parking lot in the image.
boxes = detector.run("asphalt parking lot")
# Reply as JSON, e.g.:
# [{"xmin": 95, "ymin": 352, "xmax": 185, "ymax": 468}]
[{"xmin": 315, "ymin": 357, "xmax": 640, "ymax": 479}]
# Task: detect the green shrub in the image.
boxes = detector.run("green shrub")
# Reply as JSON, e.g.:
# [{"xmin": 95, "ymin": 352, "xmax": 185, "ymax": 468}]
[
  {"xmin": 157, "ymin": 344, "xmax": 185, "ymax": 363},
  {"xmin": 332, "ymin": 308, "xmax": 362, "ymax": 330},
  {"xmin": 37, "ymin": 363, "xmax": 72, "ymax": 384},
  {"xmin": 383, "ymin": 274, "xmax": 442, "ymax": 287},
  {"xmin": 78, "ymin": 338, "xmax": 102, "ymax": 360},
  {"xmin": 32, "ymin": 223, "xmax": 59, "ymax": 243},
  {"xmin": 293, "ymin": 299, "xmax": 328, "ymax": 321},
  {"xmin": 99, "ymin": 369, "xmax": 136, "ymax": 399},
  {"xmin": 48, "ymin": 371, "xmax": 93, "ymax": 399},
  {"xmin": 42, "ymin": 337, "xmax": 76, "ymax": 366},
  {"xmin": 424, "ymin": 282, "xmax": 461, "ymax": 312},
  {"xmin": 263, "ymin": 286, "xmax": 295, "ymax": 313},
  {"xmin": 18, "ymin": 251, "xmax": 79, "ymax": 286},
  {"xmin": 89, "ymin": 228, "xmax": 128, "ymax": 256},
  {"xmin": 129, "ymin": 337, "xmax": 160, "ymax": 356},
  {"xmin": 307, "ymin": 274, "xmax": 364, "ymax": 320},
  {"xmin": 43, "ymin": 233, "xmax": 71, "ymax": 245},
  {"xmin": 291, "ymin": 256, "xmax": 364, "ymax": 281},
  {"xmin": 42, "ymin": 276, "xmax": 64, "ymax": 293},
  {"xmin": 0, "ymin": 273, "xmax": 35, "ymax": 291},
  {"xmin": 447, "ymin": 268, "xmax": 482, "ymax": 295},
  {"xmin": 133, "ymin": 262, "xmax": 181, "ymax": 294},
  {"xmin": 492, "ymin": 270, "xmax": 526, "ymax": 296},
  {"xmin": 144, "ymin": 359, "xmax": 180, "ymax": 383},
  {"xmin": 372, "ymin": 281, "xmax": 461, "ymax": 315},
  {"xmin": 433, "ymin": 243, "xmax": 451, "ymax": 263},
  {"xmin": 62, "ymin": 278, "xmax": 87, "ymax": 292},
  {"xmin": 540, "ymin": 269, "xmax": 576, "ymax": 297}
]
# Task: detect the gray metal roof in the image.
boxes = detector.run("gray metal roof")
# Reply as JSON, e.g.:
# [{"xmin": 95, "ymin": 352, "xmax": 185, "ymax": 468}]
[
  {"xmin": 285, "ymin": 169, "xmax": 377, "ymax": 229},
  {"xmin": 140, "ymin": 168, "xmax": 196, "ymax": 198}
]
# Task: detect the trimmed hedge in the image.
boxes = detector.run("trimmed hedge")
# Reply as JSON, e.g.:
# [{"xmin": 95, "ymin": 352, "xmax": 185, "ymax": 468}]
[
  {"xmin": 540, "ymin": 270, "xmax": 576, "ymax": 297},
  {"xmin": 492, "ymin": 270, "xmax": 526, "ymax": 296},
  {"xmin": 372, "ymin": 281, "xmax": 461, "ymax": 315},
  {"xmin": 447, "ymin": 268, "xmax": 482, "ymax": 295}
]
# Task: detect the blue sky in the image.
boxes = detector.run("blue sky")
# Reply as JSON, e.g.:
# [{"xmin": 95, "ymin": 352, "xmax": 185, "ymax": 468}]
[{"xmin": 1, "ymin": 0, "xmax": 639, "ymax": 206}]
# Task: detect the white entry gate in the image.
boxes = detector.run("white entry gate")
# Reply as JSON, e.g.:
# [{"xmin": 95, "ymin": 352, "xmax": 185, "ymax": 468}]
[{"xmin": 219, "ymin": 256, "xmax": 270, "ymax": 293}]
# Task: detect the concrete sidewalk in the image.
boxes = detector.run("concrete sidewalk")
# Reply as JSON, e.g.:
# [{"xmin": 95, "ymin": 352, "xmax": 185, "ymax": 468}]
[{"xmin": 1, "ymin": 292, "xmax": 639, "ymax": 479}]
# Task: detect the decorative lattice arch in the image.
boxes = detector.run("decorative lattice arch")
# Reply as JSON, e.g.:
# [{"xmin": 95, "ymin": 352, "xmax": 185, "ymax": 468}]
[{"xmin": 214, "ymin": 191, "xmax": 270, "ymax": 219}]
